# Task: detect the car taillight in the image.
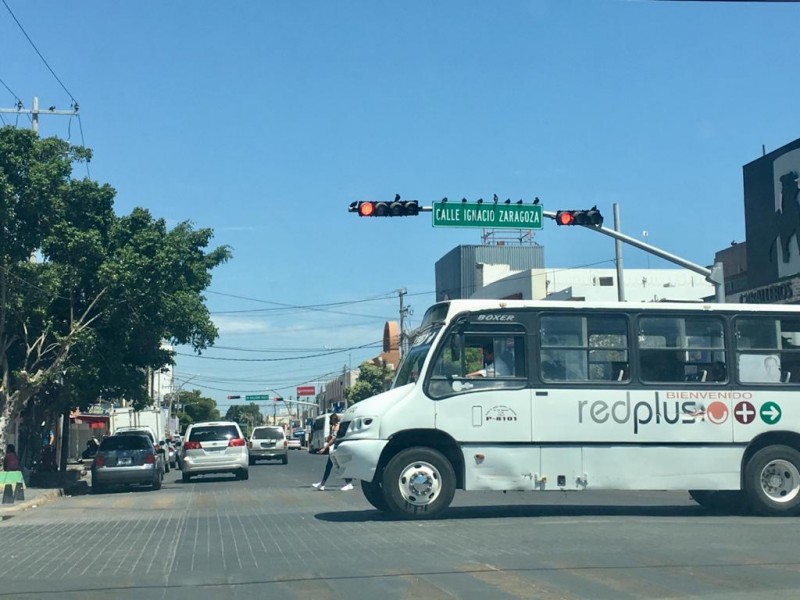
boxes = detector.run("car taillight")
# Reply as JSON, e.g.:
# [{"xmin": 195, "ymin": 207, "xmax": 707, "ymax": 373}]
[
  {"xmin": 283, "ymin": 440, "xmax": 288, "ymax": 448},
  {"xmin": 228, "ymin": 438, "xmax": 245, "ymax": 447},
  {"xmin": 184, "ymin": 441, "xmax": 201, "ymax": 450},
  {"xmin": 144, "ymin": 453, "xmax": 155, "ymax": 464},
  {"xmin": 94, "ymin": 453, "xmax": 105, "ymax": 467}
]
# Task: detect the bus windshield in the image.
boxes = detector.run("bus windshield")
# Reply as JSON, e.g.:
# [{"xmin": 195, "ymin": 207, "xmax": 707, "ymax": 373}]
[{"xmin": 392, "ymin": 325, "xmax": 442, "ymax": 388}]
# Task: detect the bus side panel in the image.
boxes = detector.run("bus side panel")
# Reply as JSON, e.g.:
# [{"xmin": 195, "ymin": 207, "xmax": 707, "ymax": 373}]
[
  {"xmin": 461, "ymin": 444, "xmax": 541, "ymax": 491},
  {"xmin": 583, "ymin": 446, "xmax": 743, "ymax": 490}
]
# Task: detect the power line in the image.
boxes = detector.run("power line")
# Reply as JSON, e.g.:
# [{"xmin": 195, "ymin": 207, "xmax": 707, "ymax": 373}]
[
  {"xmin": 2, "ymin": 0, "xmax": 77, "ymax": 103},
  {"xmin": 176, "ymin": 340, "xmax": 382, "ymax": 362}
]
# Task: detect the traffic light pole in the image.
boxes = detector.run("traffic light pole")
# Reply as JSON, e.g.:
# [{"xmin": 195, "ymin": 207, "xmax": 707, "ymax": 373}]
[{"xmin": 541, "ymin": 210, "xmax": 726, "ymax": 303}]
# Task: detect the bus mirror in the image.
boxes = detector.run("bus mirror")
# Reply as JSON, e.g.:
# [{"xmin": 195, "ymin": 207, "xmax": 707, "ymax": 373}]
[{"xmin": 449, "ymin": 336, "xmax": 461, "ymax": 361}]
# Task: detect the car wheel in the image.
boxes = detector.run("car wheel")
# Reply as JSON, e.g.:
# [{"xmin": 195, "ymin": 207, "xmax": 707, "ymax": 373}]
[
  {"xmin": 164, "ymin": 461, "xmax": 170, "ymax": 474},
  {"xmin": 744, "ymin": 445, "xmax": 800, "ymax": 516},
  {"xmin": 170, "ymin": 461, "xmax": 176, "ymax": 469},
  {"xmin": 282, "ymin": 455, "xmax": 288, "ymax": 465},
  {"xmin": 152, "ymin": 475, "xmax": 162, "ymax": 490},
  {"xmin": 91, "ymin": 481, "xmax": 105, "ymax": 495},
  {"xmin": 382, "ymin": 447, "xmax": 456, "ymax": 520},
  {"xmin": 182, "ymin": 472, "xmax": 191, "ymax": 483},
  {"xmin": 237, "ymin": 469, "xmax": 249, "ymax": 481},
  {"xmin": 248, "ymin": 457, "xmax": 255, "ymax": 466},
  {"xmin": 361, "ymin": 479, "xmax": 389, "ymax": 512}
]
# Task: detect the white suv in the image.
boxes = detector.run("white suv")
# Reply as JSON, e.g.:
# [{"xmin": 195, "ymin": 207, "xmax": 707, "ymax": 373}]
[{"xmin": 180, "ymin": 421, "xmax": 249, "ymax": 482}]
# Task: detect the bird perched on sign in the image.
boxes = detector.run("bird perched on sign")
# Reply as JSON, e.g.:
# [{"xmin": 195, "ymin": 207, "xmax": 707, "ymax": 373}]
[
  {"xmin": 493, "ymin": 194, "xmax": 499, "ymax": 203},
  {"xmin": 533, "ymin": 197, "xmax": 540, "ymax": 205}
]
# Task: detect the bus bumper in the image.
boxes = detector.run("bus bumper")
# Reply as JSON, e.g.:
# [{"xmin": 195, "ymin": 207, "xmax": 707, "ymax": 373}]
[{"xmin": 331, "ymin": 439, "xmax": 387, "ymax": 483}]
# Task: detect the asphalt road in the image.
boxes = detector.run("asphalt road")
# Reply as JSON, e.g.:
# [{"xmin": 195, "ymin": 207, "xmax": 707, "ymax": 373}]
[{"xmin": 1, "ymin": 449, "xmax": 800, "ymax": 599}]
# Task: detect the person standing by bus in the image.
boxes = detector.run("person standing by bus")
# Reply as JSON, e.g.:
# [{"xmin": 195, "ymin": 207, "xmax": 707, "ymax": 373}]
[{"xmin": 311, "ymin": 413, "xmax": 353, "ymax": 491}]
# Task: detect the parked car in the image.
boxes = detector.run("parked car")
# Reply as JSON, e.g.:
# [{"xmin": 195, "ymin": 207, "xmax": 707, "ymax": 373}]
[
  {"xmin": 248, "ymin": 426, "xmax": 288, "ymax": 464},
  {"xmin": 180, "ymin": 421, "xmax": 249, "ymax": 482},
  {"xmin": 161, "ymin": 440, "xmax": 177, "ymax": 469},
  {"xmin": 113, "ymin": 428, "xmax": 168, "ymax": 473},
  {"xmin": 92, "ymin": 434, "xmax": 164, "ymax": 493},
  {"xmin": 292, "ymin": 429, "xmax": 306, "ymax": 447}
]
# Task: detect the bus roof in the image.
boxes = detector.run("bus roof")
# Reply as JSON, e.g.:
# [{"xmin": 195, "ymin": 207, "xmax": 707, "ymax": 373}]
[{"xmin": 426, "ymin": 299, "xmax": 800, "ymax": 321}]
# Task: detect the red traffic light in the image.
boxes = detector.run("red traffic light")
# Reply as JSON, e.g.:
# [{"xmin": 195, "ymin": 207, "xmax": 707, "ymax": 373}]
[
  {"xmin": 349, "ymin": 199, "xmax": 419, "ymax": 217},
  {"xmin": 556, "ymin": 211, "xmax": 575, "ymax": 226},
  {"xmin": 227, "ymin": 395, "xmax": 241, "ymax": 400},
  {"xmin": 555, "ymin": 209, "xmax": 603, "ymax": 226}
]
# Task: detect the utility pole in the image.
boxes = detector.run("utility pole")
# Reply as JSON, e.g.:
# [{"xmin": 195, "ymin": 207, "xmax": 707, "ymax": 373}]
[
  {"xmin": 0, "ymin": 96, "xmax": 79, "ymax": 134},
  {"xmin": 398, "ymin": 288, "xmax": 408, "ymax": 357}
]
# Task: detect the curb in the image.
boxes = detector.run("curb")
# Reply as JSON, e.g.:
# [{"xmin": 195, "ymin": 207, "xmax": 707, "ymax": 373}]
[{"xmin": 0, "ymin": 488, "xmax": 63, "ymax": 515}]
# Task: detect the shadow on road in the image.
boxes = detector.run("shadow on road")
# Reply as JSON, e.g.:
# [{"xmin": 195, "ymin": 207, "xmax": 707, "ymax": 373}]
[{"xmin": 315, "ymin": 503, "xmax": 748, "ymax": 522}]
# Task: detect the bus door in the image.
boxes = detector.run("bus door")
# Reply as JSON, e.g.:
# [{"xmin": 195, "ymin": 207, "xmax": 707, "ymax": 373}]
[{"xmin": 425, "ymin": 322, "xmax": 533, "ymax": 490}]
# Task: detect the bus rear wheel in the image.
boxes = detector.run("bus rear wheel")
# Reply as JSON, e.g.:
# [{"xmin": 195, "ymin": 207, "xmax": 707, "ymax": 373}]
[
  {"xmin": 360, "ymin": 479, "xmax": 388, "ymax": 512},
  {"xmin": 382, "ymin": 447, "xmax": 455, "ymax": 520},
  {"xmin": 744, "ymin": 445, "xmax": 800, "ymax": 516}
]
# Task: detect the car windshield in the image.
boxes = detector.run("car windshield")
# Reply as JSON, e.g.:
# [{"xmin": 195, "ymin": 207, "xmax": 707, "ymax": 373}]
[
  {"xmin": 252, "ymin": 427, "xmax": 283, "ymax": 439},
  {"xmin": 393, "ymin": 324, "xmax": 442, "ymax": 388},
  {"xmin": 189, "ymin": 425, "xmax": 240, "ymax": 442}
]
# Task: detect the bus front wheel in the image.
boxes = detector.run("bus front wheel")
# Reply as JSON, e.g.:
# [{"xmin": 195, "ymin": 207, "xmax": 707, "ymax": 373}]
[
  {"xmin": 744, "ymin": 445, "xmax": 800, "ymax": 516},
  {"xmin": 360, "ymin": 479, "xmax": 388, "ymax": 512},
  {"xmin": 382, "ymin": 447, "xmax": 456, "ymax": 520}
]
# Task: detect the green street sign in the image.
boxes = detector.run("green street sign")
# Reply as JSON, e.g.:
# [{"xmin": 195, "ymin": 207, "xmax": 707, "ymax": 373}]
[
  {"xmin": 760, "ymin": 401, "xmax": 781, "ymax": 425},
  {"xmin": 432, "ymin": 201, "xmax": 542, "ymax": 230},
  {"xmin": 245, "ymin": 394, "xmax": 271, "ymax": 401}
]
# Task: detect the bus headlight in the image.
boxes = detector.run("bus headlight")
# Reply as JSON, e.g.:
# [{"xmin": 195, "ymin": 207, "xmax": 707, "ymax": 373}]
[{"xmin": 348, "ymin": 417, "xmax": 376, "ymax": 434}]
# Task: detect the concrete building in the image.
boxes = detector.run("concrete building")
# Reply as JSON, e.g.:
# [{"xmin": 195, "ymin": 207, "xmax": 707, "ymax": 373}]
[
  {"xmin": 435, "ymin": 244, "xmax": 544, "ymax": 301},
  {"xmin": 470, "ymin": 265, "xmax": 713, "ymax": 302}
]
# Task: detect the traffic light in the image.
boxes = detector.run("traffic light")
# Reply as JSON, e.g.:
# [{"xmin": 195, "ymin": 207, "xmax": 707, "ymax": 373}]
[
  {"xmin": 555, "ymin": 208, "xmax": 604, "ymax": 226},
  {"xmin": 227, "ymin": 395, "xmax": 241, "ymax": 400},
  {"xmin": 348, "ymin": 200, "xmax": 420, "ymax": 217}
]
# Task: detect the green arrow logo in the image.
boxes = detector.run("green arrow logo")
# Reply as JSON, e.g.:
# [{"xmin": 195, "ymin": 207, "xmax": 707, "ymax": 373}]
[{"xmin": 760, "ymin": 401, "xmax": 782, "ymax": 425}]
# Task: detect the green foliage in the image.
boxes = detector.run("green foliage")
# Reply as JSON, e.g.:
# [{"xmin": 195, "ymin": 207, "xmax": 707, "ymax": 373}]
[
  {"xmin": 345, "ymin": 361, "xmax": 393, "ymax": 405},
  {"xmin": 0, "ymin": 126, "xmax": 231, "ymax": 441},
  {"xmin": 225, "ymin": 403, "xmax": 264, "ymax": 435},
  {"xmin": 175, "ymin": 389, "xmax": 220, "ymax": 433}
]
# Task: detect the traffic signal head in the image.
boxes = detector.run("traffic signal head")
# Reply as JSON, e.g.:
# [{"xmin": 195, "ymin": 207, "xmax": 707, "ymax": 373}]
[
  {"xmin": 227, "ymin": 395, "xmax": 241, "ymax": 400},
  {"xmin": 555, "ymin": 208, "xmax": 604, "ymax": 226},
  {"xmin": 349, "ymin": 200, "xmax": 419, "ymax": 217}
]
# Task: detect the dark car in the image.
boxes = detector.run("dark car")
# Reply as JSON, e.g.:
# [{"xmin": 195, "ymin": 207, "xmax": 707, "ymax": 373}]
[{"xmin": 92, "ymin": 434, "xmax": 164, "ymax": 493}]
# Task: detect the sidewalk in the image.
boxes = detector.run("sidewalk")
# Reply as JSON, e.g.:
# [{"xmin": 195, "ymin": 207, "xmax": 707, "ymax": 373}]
[{"xmin": 0, "ymin": 464, "xmax": 90, "ymax": 516}]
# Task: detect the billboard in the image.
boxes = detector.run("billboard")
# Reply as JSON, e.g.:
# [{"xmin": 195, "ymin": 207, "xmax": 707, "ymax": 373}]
[{"xmin": 744, "ymin": 138, "xmax": 800, "ymax": 288}]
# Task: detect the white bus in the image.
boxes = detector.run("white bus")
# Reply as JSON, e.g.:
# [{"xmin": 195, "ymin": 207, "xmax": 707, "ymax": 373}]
[
  {"xmin": 331, "ymin": 299, "xmax": 800, "ymax": 519},
  {"xmin": 309, "ymin": 413, "xmax": 333, "ymax": 453}
]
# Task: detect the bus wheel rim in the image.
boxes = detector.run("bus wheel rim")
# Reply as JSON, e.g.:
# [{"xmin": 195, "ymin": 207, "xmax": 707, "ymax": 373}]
[
  {"xmin": 760, "ymin": 459, "xmax": 800, "ymax": 504},
  {"xmin": 398, "ymin": 461, "xmax": 441, "ymax": 506}
]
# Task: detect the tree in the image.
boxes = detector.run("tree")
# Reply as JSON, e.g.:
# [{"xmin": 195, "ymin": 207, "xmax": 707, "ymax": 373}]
[
  {"xmin": 176, "ymin": 390, "xmax": 220, "ymax": 433},
  {"xmin": 345, "ymin": 361, "xmax": 393, "ymax": 405},
  {"xmin": 225, "ymin": 403, "xmax": 264, "ymax": 436},
  {"xmin": 0, "ymin": 127, "xmax": 231, "ymax": 450}
]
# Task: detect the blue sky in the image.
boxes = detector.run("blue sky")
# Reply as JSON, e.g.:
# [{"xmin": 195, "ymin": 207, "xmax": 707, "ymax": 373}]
[{"xmin": 2, "ymin": 0, "xmax": 799, "ymax": 412}]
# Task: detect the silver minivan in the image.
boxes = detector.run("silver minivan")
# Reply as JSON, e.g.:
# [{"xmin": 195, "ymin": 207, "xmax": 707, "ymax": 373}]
[
  {"xmin": 180, "ymin": 421, "xmax": 249, "ymax": 482},
  {"xmin": 248, "ymin": 426, "xmax": 288, "ymax": 465}
]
